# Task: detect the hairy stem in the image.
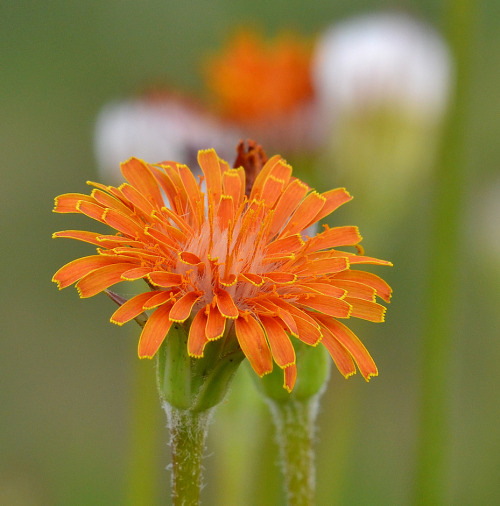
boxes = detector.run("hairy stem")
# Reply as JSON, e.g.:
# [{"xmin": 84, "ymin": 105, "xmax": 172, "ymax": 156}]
[
  {"xmin": 267, "ymin": 396, "xmax": 319, "ymax": 506},
  {"xmin": 163, "ymin": 402, "xmax": 213, "ymax": 506}
]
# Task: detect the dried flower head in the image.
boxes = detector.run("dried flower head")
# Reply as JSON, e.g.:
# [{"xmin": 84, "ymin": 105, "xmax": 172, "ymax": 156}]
[{"xmin": 53, "ymin": 145, "xmax": 391, "ymax": 392}]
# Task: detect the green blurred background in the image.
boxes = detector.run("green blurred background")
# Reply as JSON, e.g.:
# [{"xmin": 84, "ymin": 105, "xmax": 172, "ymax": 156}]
[{"xmin": 2, "ymin": 1, "xmax": 500, "ymax": 504}]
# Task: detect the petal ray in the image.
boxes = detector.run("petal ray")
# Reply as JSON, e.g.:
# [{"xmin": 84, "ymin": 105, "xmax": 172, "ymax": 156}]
[
  {"xmin": 138, "ymin": 304, "xmax": 174, "ymax": 358},
  {"xmin": 235, "ymin": 314, "xmax": 273, "ymax": 377},
  {"xmin": 188, "ymin": 308, "xmax": 210, "ymax": 357}
]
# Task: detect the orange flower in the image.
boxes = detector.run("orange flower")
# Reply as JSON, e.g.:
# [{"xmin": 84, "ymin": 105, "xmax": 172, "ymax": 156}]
[
  {"xmin": 52, "ymin": 148, "xmax": 391, "ymax": 392},
  {"xmin": 205, "ymin": 31, "xmax": 314, "ymax": 124}
]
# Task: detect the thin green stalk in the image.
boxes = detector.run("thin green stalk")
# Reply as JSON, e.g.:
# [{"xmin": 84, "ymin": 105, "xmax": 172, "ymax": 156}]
[
  {"xmin": 163, "ymin": 404, "xmax": 213, "ymax": 506},
  {"xmin": 267, "ymin": 396, "xmax": 319, "ymax": 506},
  {"xmin": 156, "ymin": 323, "xmax": 244, "ymax": 505},
  {"xmin": 415, "ymin": 0, "xmax": 475, "ymax": 503}
]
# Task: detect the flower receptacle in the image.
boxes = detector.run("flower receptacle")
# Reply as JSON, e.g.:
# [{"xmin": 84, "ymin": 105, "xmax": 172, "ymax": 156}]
[{"xmin": 156, "ymin": 323, "xmax": 245, "ymax": 412}]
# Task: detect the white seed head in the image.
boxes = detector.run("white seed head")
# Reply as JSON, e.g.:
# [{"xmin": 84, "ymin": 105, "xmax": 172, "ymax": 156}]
[{"xmin": 312, "ymin": 13, "xmax": 453, "ymax": 125}]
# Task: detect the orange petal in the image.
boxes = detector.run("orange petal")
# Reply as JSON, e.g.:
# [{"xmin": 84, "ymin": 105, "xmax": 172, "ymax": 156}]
[
  {"xmin": 265, "ymin": 234, "xmax": 304, "ymax": 256},
  {"xmin": 119, "ymin": 183, "xmax": 155, "ymax": 216},
  {"xmin": 283, "ymin": 364, "xmax": 297, "ymax": 393},
  {"xmin": 264, "ymin": 272, "xmax": 297, "ymax": 284},
  {"xmin": 297, "ymin": 256, "xmax": 349, "ymax": 276},
  {"xmin": 280, "ymin": 191, "xmax": 325, "ymax": 237},
  {"xmin": 169, "ymin": 291, "xmax": 202, "ymax": 322},
  {"xmin": 222, "ymin": 168, "xmax": 244, "ymax": 206},
  {"xmin": 220, "ymin": 273, "xmax": 237, "ymax": 286},
  {"xmin": 76, "ymin": 200, "xmax": 106, "ymax": 223},
  {"xmin": 297, "ymin": 282, "xmax": 346, "ymax": 299},
  {"xmin": 249, "ymin": 155, "xmax": 282, "ymax": 201},
  {"xmin": 138, "ymin": 304, "xmax": 174, "ymax": 358},
  {"xmin": 268, "ymin": 159, "xmax": 292, "ymax": 185},
  {"xmin": 103, "ymin": 208, "xmax": 143, "ymax": 238},
  {"xmin": 52, "ymin": 230, "xmax": 102, "ymax": 246},
  {"xmin": 215, "ymin": 289, "xmax": 239, "ymax": 319},
  {"xmin": 143, "ymin": 291, "xmax": 175, "ymax": 309},
  {"xmin": 76, "ymin": 263, "xmax": 136, "ymax": 298},
  {"xmin": 294, "ymin": 315, "xmax": 323, "ymax": 345},
  {"xmin": 260, "ymin": 315, "xmax": 295, "ymax": 368},
  {"xmin": 144, "ymin": 227, "xmax": 179, "ymax": 254},
  {"xmin": 334, "ymin": 270, "xmax": 392, "ymax": 303},
  {"xmin": 206, "ymin": 303, "xmax": 226, "ymax": 340},
  {"xmin": 96, "ymin": 235, "xmax": 143, "ymax": 249},
  {"xmin": 178, "ymin": 164, "xmax": 204, "ymax": 221},
  {"xmin": 103, "ymin": 248, "xmax": 160, "ymax": 264},
  {"xmin": 179, "ymin": 251, "xmax": 203, "ymax": 265},
  {"xmin": 271, "ymin": 299, "xmax": 322, "ymax": 344},
  {"xmin": 159, "ymin": 216, "xmax": 190, "ymax": 242},
  {"xmin": 160, "ymin": 163, "xmax": 189, "ymax": 210},
  {"xmin": 110, "ymin": 291, "xmax": 162, "ymax": 325},
  {"xmin": 320, "ymin": 328, "xmax": 357, "ymax": 378},
  {"xmin": 269, "ymin": 179, "xmax": 309, "ymax": 238},
  {"xmin": 330, "ymin": 279, "xmax": 376, "ymax": 301},
  {"xmin": 149, "ymin": 164, "xmax": 183, "ymax": 211},
  {"xmin": 52, "ymin": 255, "xmax": 121, "ymax": 289},
  {"xmin": 343, "ymin": 297, "xmax": 386, "ymax": 322},
  {"xmin": 298, "ymin": 293, "xmax": 351, "ymax": 318},
  {"xmin": 198, "ymin": 149, "xmax": 222, "ymax": 205},
  {"xmin": 238, "ymin": 273, "xmax": 265, "ymax": 286},
  {"xmin": 216, "ymin": 195, "xmax": 234, "ymax": 229},
  {"xmin": 257, "ymin": 299, "xmax": 299, "ymax": 336},
  {"xmin": 260, "ymin": 174, "xmax": 286, "ymax": 208},
  {"xmin": 316, "ymin": 315, "xmax": 378, "ymax": 380},
  {"xmin": 148, "ymin": 271, "xmax": 183, "ymax": 288},
  {"xmin": 53, "ymin": 193, "xmax": 95, "ymax": 213},
  {"xmin": 188, "ymin": 308, "xmax": 210, "ymax": 357},
  {"xmin": 121, "ymin": 267, "xmax": 152, "ymax": 281},
  {"xmin": 120, "ymin": 158, "xmax": 165, "ymax": 209},
  {"xmin": 330, "ymin": 251, "xmax": 393, "ymax": 266},
  {"xmin": 311, "ymin": 188, "xmax": 352, "ymax": 224},
  {"xmin": 306, "ymin": 226, "xmax": 361, "ymax": 252},
  {"xmin": 235, "ymin": 314, "xmax": 273, "ymax": 377},
  {"xmin": 91, "ymin": 188, "xmax": 132, "ymax": 215}
]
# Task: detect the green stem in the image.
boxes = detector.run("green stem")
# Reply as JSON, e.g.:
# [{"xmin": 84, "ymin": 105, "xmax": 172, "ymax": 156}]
[
  {"xmin": 155, "ymin": 323, "xmax": 244, "ymax": 504},
  {"xmin": 267, "ymin": 396, "xmax": 319, "ymax": 506},
  {"xmin": 163, "ymin": 403, "xmax": 213, "ymax": 506},
  {"xmin": 415, "ymin": 0, "xmax": 475, "ymax": 503}
]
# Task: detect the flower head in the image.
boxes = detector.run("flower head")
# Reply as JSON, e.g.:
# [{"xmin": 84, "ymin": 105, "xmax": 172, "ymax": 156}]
[
  {"xmin": 312, "ymin": 13, "xmax": 452, "ymax": 126},
  {"xmin": 53, "ymin": 144, "xmax": 391, "ymax": 392},
  {"xmin": 204, "ymin": 31, "xmax": 320, "ymax": 153},
  {"xmin": 311, "ymin": 14, "xmax": 453, "ymax": 231},
  {"xmin": 205, "ymin": 31, "xmax": 313, "ymax": 124}
]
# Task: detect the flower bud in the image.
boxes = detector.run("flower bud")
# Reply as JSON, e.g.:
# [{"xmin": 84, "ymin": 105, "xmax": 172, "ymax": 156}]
[{"xmin": 255, "ymin": 342, "xmax": 331, "ymax": 403}]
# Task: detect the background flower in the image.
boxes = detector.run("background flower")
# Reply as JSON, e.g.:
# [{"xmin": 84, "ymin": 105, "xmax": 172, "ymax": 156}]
[
  {"xmin": 311, "ymin": 13, "xmax": 454, "ymax": 235},
  {"xmin": 94, "ymin": 92, "xmax": 238, "ymax": 184},
  {"xmin": 313, "ymin": 13, "xmax": 452, "ymax": 125},
  {"xmin": 204, "ymin": 30, "xmax": 322, "ymax": 153}
]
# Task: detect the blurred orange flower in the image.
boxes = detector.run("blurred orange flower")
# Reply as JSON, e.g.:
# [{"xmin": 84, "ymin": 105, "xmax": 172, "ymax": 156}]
[
  {"xmin": 53, "ymin": 146, "xmax": 391, "ymax": 392},
  {"xmin": 205, "ymin": 31, "xmax": 314, "ymax": 125}
]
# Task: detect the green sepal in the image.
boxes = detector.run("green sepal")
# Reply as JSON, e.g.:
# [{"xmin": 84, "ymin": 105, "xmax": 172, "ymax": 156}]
[
  {"xmin": 256, "ymin": 341, "xmax": 331, "ymax": 403},
  {"xmin": 156, "ymin": 322, "xmax": 244, "ymax": 412}
]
